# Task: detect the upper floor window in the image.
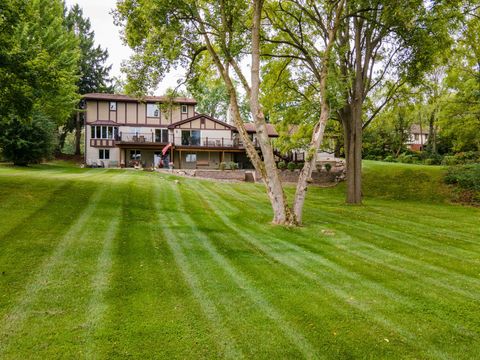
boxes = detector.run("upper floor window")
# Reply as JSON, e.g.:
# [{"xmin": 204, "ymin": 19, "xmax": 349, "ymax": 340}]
[
  {"xmin": 91, "ymin": 125, "xmax": 118, "ymax": 140},
  {"xmin": 147, "ymin": 103, "xmax": 160, "ymax": 117},
  {"xmin": 181, "ymin": 105, "xmax": 188, "ymax": 114},
  {"xmin": 109, "ymin": 101, "xmax": 117, "ymax": 111}
]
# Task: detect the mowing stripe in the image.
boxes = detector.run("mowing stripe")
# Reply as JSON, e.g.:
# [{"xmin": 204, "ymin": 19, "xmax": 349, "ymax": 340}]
[
  {"xmin": 0, "ymin": 186, "xmax": 107, "ymax": 354},
  {"xmin": 165, "ymin": 181, "xmax": 320, "ymax": 359},
  {"xmin": 153, "ymin": 180, "xmax": 244, "ymax": 360},
  {"xmin": 221, "ymin": 183, "xmax": 480, "ymax": 290},
  {"xmin": 84, "ymin": 216, "xmax": 120, "ymax": 359},
  {"xmin": 186, "ymin": 181, "xmax": 455, "ymax": 359}
]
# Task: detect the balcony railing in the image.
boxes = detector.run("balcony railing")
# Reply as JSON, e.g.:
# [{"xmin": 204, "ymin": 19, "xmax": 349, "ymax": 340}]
[
  {"xmin": 118, "ymin": 132, "xmax": 171, "ymax": 144},
  {"xmin": 114, "ymin": 132, "xmax": 259, "ymax": 148}
]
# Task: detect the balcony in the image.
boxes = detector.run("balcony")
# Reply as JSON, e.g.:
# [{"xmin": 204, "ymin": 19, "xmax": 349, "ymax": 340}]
[
  {"xmin": 117, "ymin": 132, "xmax": 171, "ymax": 144},
  {"xmin": 112, "ymin": 132, "xmax": 259, "ymax": 149}
]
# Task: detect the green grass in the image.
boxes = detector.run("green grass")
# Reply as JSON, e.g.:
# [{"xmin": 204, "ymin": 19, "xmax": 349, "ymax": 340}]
[{"xmin": 0, "ymin": 161, "xmax": 479, "ymax": 359}]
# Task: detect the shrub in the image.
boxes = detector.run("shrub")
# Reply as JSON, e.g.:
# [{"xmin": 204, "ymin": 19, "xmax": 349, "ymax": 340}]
[
  {"xmin": 0, "ymin": 114, "xmax": 57, "ymax": 166},
  {"xmin": 445, "ymin": 164, "xmax": 480, "ymax": 191},
  {"xmin": 442, "ymin": 155, "xmax": 458, "ymax": 166},
  {"xmin": 287, "ymin": 162, "xmax": 296, "ymax": 171},
  {"xmin": 384, "ymin": 155, "xmax": 396, "ymax": 163},
  {"xmin": 324, "ymin": 163, "xmax": 332, "ymax": 172},
  {"xmin": 219, "ymin": 162, "xmax": 226, "ymax": 171},
  {"xmin": 424, "ymin": 153, "xmax": 442, "ymax": 165},
  {"xmin": 397, "ymin": 153, "xmax": 414, "ymax": 164},
  {"xmin": 277, "ymin": 161, "xmax": 287, "ymax": 170},
  {"xmin": 296, "ymin": 162, "xmax": 304, "ymax": 170},
  {"xmin": 226, "ymin": 161, "xmax": 238, "ymax": 170}
]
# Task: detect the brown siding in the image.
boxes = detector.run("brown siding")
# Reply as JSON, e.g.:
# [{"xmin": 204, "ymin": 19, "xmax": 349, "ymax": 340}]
[
  {"xmin": 126, "ymin": 103, "xmax": 137, "ymax": 124},
  {"xmin": 86, "ymin": 100, "xmax": 97, "ymax": 121},
  {"xmin": 117, "ymin": 102, "xmax": 126, "ymax": 123},
  {"xmin": 138, "ymin": 103, "xmax": 146, "ymax": 124},
  {"xmin": 98, "ymin": 101, "xmax": 109, "ymax": 120}
]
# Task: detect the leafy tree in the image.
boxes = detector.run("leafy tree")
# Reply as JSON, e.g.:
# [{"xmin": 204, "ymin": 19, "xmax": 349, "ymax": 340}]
[
  {"xmin": 0, "ymin": 0, "xmax": 79, "ymax": 164},
  {"xmin": 332, "ymin": 0, "xmax": 463, "ymax": 203},
  {"xmin": 62, "ymin": 4, "xmax": 112, "ymax": 155},
  {"xmin": 0, "ymin": 115, "xmax": 57, "ymax": 166}
]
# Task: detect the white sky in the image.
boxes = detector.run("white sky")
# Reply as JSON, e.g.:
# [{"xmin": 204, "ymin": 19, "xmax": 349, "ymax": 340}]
[{"xmin": 64, "ymin": 0, "xmax": 186, "ymax": 95}]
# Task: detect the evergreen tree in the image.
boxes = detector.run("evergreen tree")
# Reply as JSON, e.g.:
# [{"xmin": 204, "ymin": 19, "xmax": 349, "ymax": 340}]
[{"xmin": 62, "ymin": 4, "xmax": 112, "ymax": 155}]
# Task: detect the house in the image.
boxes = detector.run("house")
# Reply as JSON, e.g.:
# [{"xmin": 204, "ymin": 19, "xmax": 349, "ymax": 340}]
[
  {"xmin": 406, "ymin": 124, "xmax": 429, "ymax": 151},
  {"xmin": 83, "ymin": 93, "xmax": 276, "ymax": 169}
]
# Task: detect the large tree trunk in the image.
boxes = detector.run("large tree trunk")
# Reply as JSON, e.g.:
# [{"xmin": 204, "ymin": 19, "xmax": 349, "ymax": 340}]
[
  {"xmin": 342, "ymin": 105, "xmax": 362, "ymax": 204},
  {"xmin": 196, "ymin": 2, "xmax": 294, "ymax": 225},
  {"xmin": 74, "ymin": 111, "xmax": 81, "ymax": 155},
  {"xmin": 251, "ymin": 0, "xmax": 295, "ymax": 225}
]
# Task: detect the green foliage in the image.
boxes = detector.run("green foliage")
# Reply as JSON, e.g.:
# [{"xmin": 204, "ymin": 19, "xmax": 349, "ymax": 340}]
[
  {"xmin": 445, "ymin": 164, "xmax": 480, "ymax": 191},
  {"xmin": 219, "ymin": 162, "xmax": 226, "ymax": 171},
  {"xmin": 444, "ymin": 164, "xmax": 480, "ymax": 204},
  {"xmin": 287, "ymin": 162, "xmax": 296, "ymax": 171},
  {"xmin": 324, "ymin": 163, "xmax": 332, "ymax": 172},
  {"xmin": 0, "ymin": 114, "xmax": 57, "ymax": 165},
  {"xmin": 0, "ymin": 0, "xmax": 79, "ymax": 162},
  {"xmin": 277, "ymin": 161, "xmax": 287, "ymax": 170}
]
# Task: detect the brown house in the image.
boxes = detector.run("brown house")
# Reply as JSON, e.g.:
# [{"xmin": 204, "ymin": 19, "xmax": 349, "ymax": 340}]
[{"xmin": 83, "ymin": 93, "xmax": 272, "ymax": 169}]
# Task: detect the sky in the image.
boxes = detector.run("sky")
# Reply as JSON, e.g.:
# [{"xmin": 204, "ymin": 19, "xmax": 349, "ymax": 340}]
[{"xmin": 64, "ymin": 0, "xmax": 185, "ymax": 94}]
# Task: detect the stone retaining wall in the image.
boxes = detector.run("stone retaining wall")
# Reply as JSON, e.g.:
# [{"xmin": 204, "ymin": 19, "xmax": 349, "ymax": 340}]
[{"xmin": 160, "ymin": 167, "xmax": 345, "ymax": 185}]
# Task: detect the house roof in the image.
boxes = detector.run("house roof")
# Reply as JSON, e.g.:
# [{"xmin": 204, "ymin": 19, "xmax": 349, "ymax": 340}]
[
  {"xmin": 410, "ymin": 124, "xmax": 429, "ymax": 134},
  {"xmin": 83, "ymin": 93, "xmax": 197, "ymax": 105},
  {"xmin": 243, "ymin": 123, "xmax": 279, "ymax": 137},
  {"xmin": 168, "ymin": 114, "xmax": 236, "ymax": 130}
]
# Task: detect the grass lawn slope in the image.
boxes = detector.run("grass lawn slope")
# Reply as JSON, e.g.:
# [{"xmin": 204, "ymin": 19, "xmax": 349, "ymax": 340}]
[{"xmin": 0, "ymin": 161, "xmax": 479, "ymax": 359}]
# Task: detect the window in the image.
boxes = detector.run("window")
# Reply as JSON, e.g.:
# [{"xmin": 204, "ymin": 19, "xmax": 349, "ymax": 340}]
[
  {"xmin": 91, "ymin": 126, "xmax": 119, "ymax": 139},
  {"xmin": 181, "ymin": 130, "xmax": 200, "ymax": 146},
  {"xmin": 155, "ymin": 129, "xmax": 169, "ymax": 143},
  {"xmin": 99, "ymin": 149, "xmax": 110, "ymax": 160},
  {"xmin": 130, "ymin": 150, "xmax": 141, "ymax": 160},
  {"xmin": 186, "ymin": 153, "xmax": 197, "ymax": 162},
  {"xmin": 181, "ymin": 105, "xmax": 188, "ymax": 114},
  {"xmin": 414, "ymin": 134, "xmax": 419, "ymax": 141},
  {"xmin": 147, "ymin": 103, "xmax": 159, "ymax": 117},
  {"xmin": 109, "ymin": 101, "xmax": 117, "ymax": 111}
]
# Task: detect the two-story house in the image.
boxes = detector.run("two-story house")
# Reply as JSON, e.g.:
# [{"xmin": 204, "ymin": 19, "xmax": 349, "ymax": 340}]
[
  {"xmin": 83, "ymin": 93, "xmax": 273, "ymax": 169},
  {"xmin": 406, "ymin": 124, "xmax": 430, "ymax": 151}
]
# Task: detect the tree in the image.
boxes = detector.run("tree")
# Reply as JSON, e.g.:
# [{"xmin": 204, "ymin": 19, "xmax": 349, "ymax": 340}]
[
  {"xmin": 0, "ymin": 0, "xmax": 79, "ymax": 164},
  {"xmin": 333, "ymin": 0, "xmax": 463, "ymax": 203},
  {"xmin": 0, "ymin": 115, "xmax": 57, "ymax": 166},
  {"xmin": 116, "ymin": 0, "xmax": 345, "ymax": 225},
  {"xmin": 62, "ymin": 4, "xmax": 112, "ymax": 155}
]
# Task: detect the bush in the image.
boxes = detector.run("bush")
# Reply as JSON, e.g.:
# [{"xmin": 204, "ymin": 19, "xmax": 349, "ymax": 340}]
[
  {"xmin": 324, "ymin": 163, "xmax": 332, "ymax": 172},
  {"xmin": 277, "ymin": 161, "xmax": 286, "ymax": 170},
  {"xmin": 445, "ymin": 164, "xmax": 480, "ymax": 191},
  {"xmin": 219, "ymin": 162, "xmax": 226, "ymax": 171},
  {"xmin": 287, "ymin": 162, "xmax": 296, "ymax": 171},
  {"xmin": 296, "ymin": 162, "xmax": 304, "ymax": 170},
  {"xmin": 397, "ymin": 153, "xmax": 414, "ymax": 164},
  {"xmin": 0, "ymin": 114, "xmax": 57, "ymax": 166},
  {"xmin": 384, "ymin": 155, "xmax": 396, "ymax": 163},
  {"xmin": 441, "ymin": 155, "xmax": 458, "ymax": 166},
  {"xmin": 226, "ymin": 161, "xmax": 238, "ymax": 170},
  {"xmin": 424, "ymin": 153, "xmax": 442, "ymax": 165}
]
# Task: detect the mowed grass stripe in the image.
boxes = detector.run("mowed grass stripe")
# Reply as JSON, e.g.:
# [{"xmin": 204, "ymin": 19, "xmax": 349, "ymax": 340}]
[
  {"xmin": 187, "ymin": 180, "xmax": 455, "ymax": 359},
  {"xmin": 222, "ymin": 182, "xmax": 480, "ymax": 292},
  {"xmin": 194, "ymin": 179, "xmax": 479, "ymax": 357},
  {"xmin": 166, "ymin": 180, "xmax": 321, "ymax": 358},
  {"xmin": 96, "ymin": 174, "xmax": 218, "ymax": 358},
  {"xmin": 0, "ymin": 185, "xmax": 108, "ymax": 355},
  {"xmin": 154, "ymin": 179, "xmax": 244, "ymax": 359}
]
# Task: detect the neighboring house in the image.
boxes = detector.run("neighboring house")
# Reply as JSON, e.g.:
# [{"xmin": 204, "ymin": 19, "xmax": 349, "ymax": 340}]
[
  {"xmin": 406, "ymin": 124, "xmax": 429, "ymax": 151},
  {"xmin": 83, "ymin": 93, "xmax": 277, "ymax": 169}
]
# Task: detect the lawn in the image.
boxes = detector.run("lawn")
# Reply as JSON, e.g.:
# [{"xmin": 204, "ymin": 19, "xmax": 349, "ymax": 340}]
[{"xmin": 0, "ymin": 161, "xmax": 479, "ymax": 359}]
